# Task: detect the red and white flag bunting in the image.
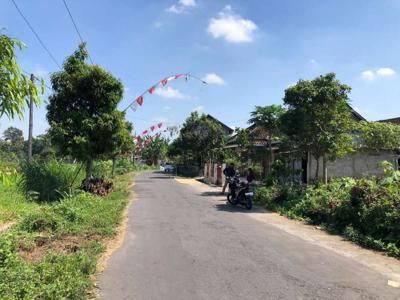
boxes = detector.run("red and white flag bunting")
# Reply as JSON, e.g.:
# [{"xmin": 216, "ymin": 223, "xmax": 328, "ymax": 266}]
[
  {"xmin": 125, "ymin": 73, "xmax": 206, "ymax": 113},
  {"xmin": 135, "ymin": 122, "xmax": 163, "ymax": 142}
]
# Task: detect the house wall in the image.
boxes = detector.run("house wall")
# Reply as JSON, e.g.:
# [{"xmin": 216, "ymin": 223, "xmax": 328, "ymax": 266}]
[{"xmin": 307, "ymin": 150, "xmax": 398, "ymax": 181}]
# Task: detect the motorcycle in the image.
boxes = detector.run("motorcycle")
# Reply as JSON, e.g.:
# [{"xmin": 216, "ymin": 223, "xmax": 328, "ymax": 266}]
[{"xmin": 226, "ymin": 174, "xmax": 253, "ymax": 210}]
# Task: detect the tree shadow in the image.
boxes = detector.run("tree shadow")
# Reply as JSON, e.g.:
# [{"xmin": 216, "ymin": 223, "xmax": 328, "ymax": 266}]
[
  {"xmin": 215, "ymin": 203, "xmax": 270, "ymax": 213},
  {"xmin": 200, "ymin": 191, "xmax": 224, "ymax": 197}
]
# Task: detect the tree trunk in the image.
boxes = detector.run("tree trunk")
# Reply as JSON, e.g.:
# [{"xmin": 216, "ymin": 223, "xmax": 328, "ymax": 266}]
[
  {"xmin": 85, "ymin": 159, "xmax": 93, "ymax": 183},
  {"xmin": 111, "ymin": 157, "xmax": 116, "ymax": 177},
  {"xmin": 315, "ymin": 156, "xmax": 320, "ymax": 181},
  {"xmin": 322, "ymin": 156, "xmax": 328, "ymax": 184}
]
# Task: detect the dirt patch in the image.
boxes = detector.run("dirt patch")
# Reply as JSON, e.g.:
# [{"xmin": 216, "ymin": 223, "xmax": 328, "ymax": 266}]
[
  {"xmin": 19, "ymin": 234, "xmax": 96, "ymax": 262},
  {"xmin": 0, "ymin": 221, "xmax": 16, "ymax": 235}
]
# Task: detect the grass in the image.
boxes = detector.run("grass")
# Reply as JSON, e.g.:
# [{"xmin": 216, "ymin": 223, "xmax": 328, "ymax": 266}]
[
  {"xmin": 0, "ymin": 172, "xmax": 135, "ymax": 299},
  {"xmin": 0, "ymin": 183, "xmax": 40, "ymax": 226}
]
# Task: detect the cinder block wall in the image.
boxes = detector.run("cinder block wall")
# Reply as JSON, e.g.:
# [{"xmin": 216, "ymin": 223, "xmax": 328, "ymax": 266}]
[{"xmin": 307, "ymin": 150, "xmax": 398, "ymax": 181}]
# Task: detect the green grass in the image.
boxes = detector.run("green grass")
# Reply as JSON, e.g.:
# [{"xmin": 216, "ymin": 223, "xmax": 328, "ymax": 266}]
[
  {"xmin": 0, "ymin": 172, "xmax": 135, "ymax": 299},
  {"xmin": 0, "ymin": 183, "xmax": 40, "ymax": 226}
]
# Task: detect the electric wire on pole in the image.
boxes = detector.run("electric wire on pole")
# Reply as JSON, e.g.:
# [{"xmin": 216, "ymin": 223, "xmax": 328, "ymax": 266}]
[
  {"xmin": 62, "ymin": 0, "xmax": 94, "ymax": 64},
  {"xmin": 11, "ymin": 0, "xmax": 61, "ymax": 69}
]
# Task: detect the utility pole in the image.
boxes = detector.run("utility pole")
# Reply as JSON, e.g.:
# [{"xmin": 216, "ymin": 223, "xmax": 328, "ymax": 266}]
[{"xmin": 27, "ymin": 73, "xmax": 34, "ymax": 162}]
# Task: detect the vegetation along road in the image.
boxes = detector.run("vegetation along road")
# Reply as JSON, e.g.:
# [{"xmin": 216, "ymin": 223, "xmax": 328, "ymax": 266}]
[{"xmin": 98, "ymin": 171, "xmax": 400, "ymax": 300}]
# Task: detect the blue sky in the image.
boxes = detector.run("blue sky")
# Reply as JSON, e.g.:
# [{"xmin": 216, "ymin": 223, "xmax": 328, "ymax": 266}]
[{"xmin": 1, "ymin": 0, "xmax": 400, "ymax": 138}]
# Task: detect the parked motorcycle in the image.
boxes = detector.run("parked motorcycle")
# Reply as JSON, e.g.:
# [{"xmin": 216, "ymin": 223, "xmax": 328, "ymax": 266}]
[{"xmin": 226, "ymin": 174, "xmax": 253, "ymax": 210}]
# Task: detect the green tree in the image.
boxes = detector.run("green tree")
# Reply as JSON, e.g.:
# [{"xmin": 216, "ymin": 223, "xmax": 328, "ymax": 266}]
[
  {"xmin": 3, "ymin": 126, "xmax": 24, "ymax": 157},
  {"xmin": 234, "ymin": 127, "xmax": 254, "ymax": 165},
  {"xmin": 47, "ymin": 43, "xmax": 126, "ymax": 182},
  {"xmin": 111, "ymin": 121, "xmax": 134, "ymax": 176},
  {"xmin": 357, "ymin": 121, "xmax": 400, "ymax": 151},
  {"xmin": 141, "ymin": 136, "xmax": 168, "ymax": 165},
  {"xmin": 281, "ymin": 73, "xmax": 354, "ymax": 183},
  {"xmin": 249, "ymin": 105, "xmax": 286, "ymax": 172},
  {"xmin": 169, "ymin": 112, "xmax": 226, "ymax": 166},
  {"xmin": 0, "ymin": 33, "xmax": 43, "ymax": 118}
]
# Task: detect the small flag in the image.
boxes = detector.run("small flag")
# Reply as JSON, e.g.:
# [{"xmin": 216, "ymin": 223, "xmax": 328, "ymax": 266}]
[
  {"xmin": 137, "ymin": 96, "xmax": 144, "ymax": 106},
  {"xmin": 136, "ymin": 136, "xmax": 142, "ymax": 142},
  {"xmin": 142, "ymin": 130, "xmax": 147, "ymax": 135},
  {"xmin": 148, "ymin": 86, "xmax": 156, "ymax": 94},
  {"xmin": 150, "ymin": 126, "xmax": 155, "ymax": 131},
  {"xmin": 161, "ymin": 78, "xmax": 168, "ymax": 86},
  {"xmin": 175, "ymin": 74, "xmax": 184, "ymax": 79},
  {"xmin": 158, "ymin": 122, "xmax": 163, "ymax": 128},
  {"xmin": 130, "ymin": 102, "xmax": 138, "ymax": 111}
]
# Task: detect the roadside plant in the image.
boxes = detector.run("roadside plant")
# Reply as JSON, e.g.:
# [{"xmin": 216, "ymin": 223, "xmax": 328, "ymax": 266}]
[{"xmin": 47, "ymin": 43, "xmax": 126, "ymax": 183}]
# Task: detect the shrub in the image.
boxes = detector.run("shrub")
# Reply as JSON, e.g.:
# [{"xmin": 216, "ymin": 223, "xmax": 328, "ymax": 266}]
[
  {"xmin": 92, "ymin": 160, "xmax": 112, "ymax": 178},
  {"xmin": 19, "ymin": 160, "xmax": 83, "ymax": 202}
]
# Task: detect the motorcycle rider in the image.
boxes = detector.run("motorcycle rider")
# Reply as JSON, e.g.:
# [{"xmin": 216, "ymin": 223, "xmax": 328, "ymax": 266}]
[{"xmin": 222, "ymin": 163, "xmax": 236, "ymax": 194}]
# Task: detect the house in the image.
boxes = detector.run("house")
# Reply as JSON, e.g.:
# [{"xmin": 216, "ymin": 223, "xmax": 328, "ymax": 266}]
[
  {"xmin": 205, "ymin": 114, "xmax": 234, "ymax": 136},
  {"xmin": 224, "ymin": 106, "xmax": 400, "ymax": 183},
  {"xmin": 378, "ymin": 117, "xmax": 400, "ymax": 125}
]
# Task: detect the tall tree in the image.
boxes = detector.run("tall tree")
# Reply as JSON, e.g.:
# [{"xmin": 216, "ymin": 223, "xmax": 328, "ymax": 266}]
[
  {"xmin": 3, "ymin": 126, "xmax": 24, "ymax": 157},
  {"xmin": 47, "ymin": 43, "xmax": 126, "ymax": 182},
  {"xmin": 249, "ymin": 105, "xmax": 286, "ymax": 172},
  {"xmin": 169, "ymin": 112, "xmax": 226, "ymax": 166},
  {"xmin": 0, "ymin": 33, "xmax": 42, "ymax": 118},
  {"xmin": 281, "ymin": 73, "xmax": 354, "ymax": 183},
  {"xmin": 140, "ymin": 136, "xmax": 168, "ymax": 165},
  {"xmin": 234, "ymin": 127, "xmax": 254, "ymax": 165}
]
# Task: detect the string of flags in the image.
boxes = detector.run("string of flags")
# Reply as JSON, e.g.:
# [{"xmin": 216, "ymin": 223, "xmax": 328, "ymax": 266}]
[
  {"xmin": 135, "ymin": 122, "xmax": 163, "ymax": 142},
  {"xmin": 134, "ymin": 132, "xmax": 162, "ymax": 154},
  {"xmin": 124, "ymin": 73, "xmax": 207, "ymax": 113}
]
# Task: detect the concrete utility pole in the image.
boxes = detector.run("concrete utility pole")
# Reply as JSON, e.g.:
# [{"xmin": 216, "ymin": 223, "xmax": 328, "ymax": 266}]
[{"xmin": 27, "ymin": 73, "xmax": 34, "ymax": 162}]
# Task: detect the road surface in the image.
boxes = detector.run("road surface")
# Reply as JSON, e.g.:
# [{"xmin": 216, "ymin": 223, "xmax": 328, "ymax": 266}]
[{"xmin": 98, "ymin": 171, "xmax": 399, "ymax": 299}]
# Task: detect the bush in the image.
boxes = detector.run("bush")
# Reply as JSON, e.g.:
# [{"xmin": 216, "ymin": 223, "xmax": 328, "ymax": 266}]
[
  {"xmin": 255, "ymin": 167, "xmax": 400, "ymax": 258},
  {"xmin": 92, "ymin": 160, "xmax": 112, "ymax": 178},
  {"xmin": 19, "ymin": 160, "xmax": 83, "ymax": 202}
]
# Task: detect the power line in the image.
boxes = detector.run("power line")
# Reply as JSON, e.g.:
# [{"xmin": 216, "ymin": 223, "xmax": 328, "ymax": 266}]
[
  {"xmin": 22, "ymin": 69, "xmax": 52, "ymax": 91},
  {"xmin": 11, "ymin": 0, "xmax": 61, "ymax": 69},
  {"xmin": 62, "ymin": 0, "xmax": 94, "ymax": 64}
]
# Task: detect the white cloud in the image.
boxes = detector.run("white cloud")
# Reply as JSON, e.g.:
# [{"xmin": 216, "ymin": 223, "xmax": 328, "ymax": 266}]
[
  {"xmin": 208, "ymin": 6, "xmax": 258, "ymax": 43},
  {"xmin": 153, "ymin": 21, "xmax": 163, "ymax": 28},
  {"xmin": 361, "ymin": 70, "xmax": 376, "ymax": 81},
  {"xmin": 361, "ymin": 68, "xmax": 396, "ymax": 81},
  {"xmin": 202, "ymin": 73, "xmax": 225, "ymax": 85},
  {"xmin": 192, "ymin": 105, "xmax": 204, "ymax": 113},
  {"xmin": 167, "ymin": 0, "xmax": 196, "ymax": 14},
  {"xmin": 154, "ymin": 86, "xmax": 189, "ymax": 99},
  {"xmin": 376, "ymin": 68, "xmax": 396, "ymax": 77}
]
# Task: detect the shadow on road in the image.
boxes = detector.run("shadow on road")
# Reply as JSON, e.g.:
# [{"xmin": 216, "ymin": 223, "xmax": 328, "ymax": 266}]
[
  {"xmin": 200, "ymin": 191, "xmax": 224, "ymax": 197},
  {"xmin": 215, "ymin": 203, "xmax": 268, "ymax": 213},
  {"xmin": 149, "ymin": 176, "xmax": 173, "ymax": 179}
]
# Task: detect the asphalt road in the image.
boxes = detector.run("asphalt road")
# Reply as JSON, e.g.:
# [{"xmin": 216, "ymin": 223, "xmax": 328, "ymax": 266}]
[{"xmin": 98, "ymin": 171, "xmax": 399, "ymax": 300}]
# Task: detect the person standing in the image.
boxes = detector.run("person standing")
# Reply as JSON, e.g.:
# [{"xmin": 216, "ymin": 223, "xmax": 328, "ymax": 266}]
[
  {"xmin": 222, "ymin": 163, "xmax": 236, "ymax": 194},
  {"xmin": 247, "ymin": 168, "xmax": 256, "ymax": 184}
]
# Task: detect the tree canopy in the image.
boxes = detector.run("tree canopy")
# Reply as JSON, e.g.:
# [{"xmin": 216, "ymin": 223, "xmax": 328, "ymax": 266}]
[
  {"xmin": 281, "ymin": 73, "xmax": 354, "ymax": 182},
  {"xmin": 0, "ymin": 33, "xmax": 43, "ymax": 119},
  {"xmin": 169, "ymin": 112, "xmax": 227, "ymax": 166},
  {"xmin": 140, "ymin": 136, "xmax": 168, "ymax": 165},
  {"xmin": 46, "ymin": 43, "xmax": 126, "ymax": 180},
  {"xmin": 249, "ymin": 104, "xmax": 286, "ymax": 171},
  {"xmin": 357, "ymin": 121, "xmax": 400, "ymax": 151}
]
